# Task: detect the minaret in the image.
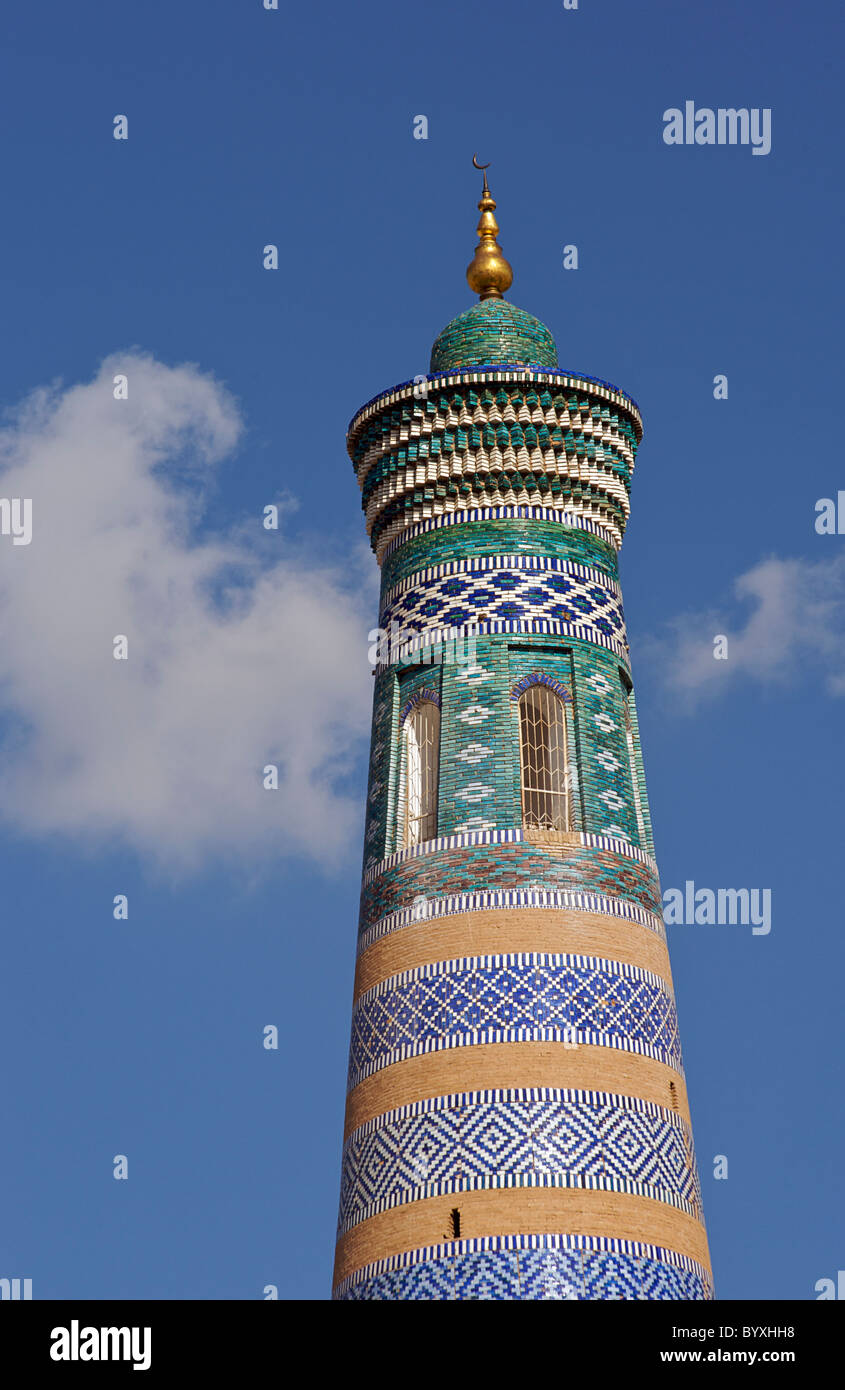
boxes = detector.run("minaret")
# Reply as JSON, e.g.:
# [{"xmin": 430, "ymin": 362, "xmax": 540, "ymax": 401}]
[{"xmin": 333, "ymin": 163, "xmax": 713, "ymax": 1301}]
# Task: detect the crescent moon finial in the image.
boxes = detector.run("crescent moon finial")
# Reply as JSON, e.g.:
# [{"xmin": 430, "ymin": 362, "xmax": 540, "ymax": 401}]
[
  {"xmin": 466, "ymin": 155, "xmax": 512, "ymax": 301},
  {"xmin": 472, "ymin": 153, "xmax": 491, "ymax": 197}
]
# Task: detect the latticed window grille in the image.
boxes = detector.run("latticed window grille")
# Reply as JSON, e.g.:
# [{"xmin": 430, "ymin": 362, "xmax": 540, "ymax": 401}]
[
  {"xmin": 518, "ymin": 684, "xmax": 571, "ymax": 831},
  {"xmin": 404, "ymin": 701, "xmax": 440, "ymax": 847}
]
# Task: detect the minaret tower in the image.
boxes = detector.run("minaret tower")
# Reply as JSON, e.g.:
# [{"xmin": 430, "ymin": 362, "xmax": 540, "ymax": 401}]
[{"xmin": 333, "ymin": 163, "xmax": 713, "ymax": 1300}]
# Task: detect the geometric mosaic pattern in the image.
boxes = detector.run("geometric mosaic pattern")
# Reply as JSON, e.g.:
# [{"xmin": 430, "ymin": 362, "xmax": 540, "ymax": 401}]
[
  {"xmin": 580, "ymin": 667, "xmax": 641, "ymax": 842},
  {"xmin": 347, "ymin": 954, "xmax": 681, "ymax": 1091},
  {"xmin": 359, "ymin": 828, "xmax": 664, "ymax": 925},
  {"xmin": 334, "ymin": 1234, "xmax": 713, "ymax": 1301},
  {"xmin": 381, "ymin": 553, "xmax": 621, "ymax": 617},
  {"xmin": 379, "ymin": 556, "xmax": 628, "ymax": 664},
  {"xmin": 338, "ymin": 1089, "xmax": 702, "ymax": 1235}
]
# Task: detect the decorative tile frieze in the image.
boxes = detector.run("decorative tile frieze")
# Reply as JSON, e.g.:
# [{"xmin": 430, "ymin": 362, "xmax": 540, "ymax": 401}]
[
  {"xmin": 334, "ymin": 1233, "xmax": 712, "ymax": 1301},
  {"xmin": 339, "ymin": 1087, "xmax": 701, "ymax": 1236},
  {"xmin": 359, "ymin": 832, "xmax": 663, "ymax": 929},
  {"xmin": 381, "ymin": 553, "xmax": 622, "ymax": 609},
  {"xmin": 379, "ymin": 560, "xmax": 627, "ymax": 668},
  {"xmin": 347, "ymin": 953, "xmax": 682, "ymax": 1091},
  {"xmin": 363, "ymin": 828, "xmax": 657, "ymax": 886}
]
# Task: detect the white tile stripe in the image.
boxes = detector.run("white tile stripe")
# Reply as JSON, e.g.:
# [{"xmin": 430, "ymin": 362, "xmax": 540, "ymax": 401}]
[
  {"xmin": 362, "ymin": 826, "xmax": 521, "ymax": 883},
  {"xmin": 347, "ymin": 369, "xmax": 643, "ymax": 441},
  {"xmin": 581, "ymin": 830, "xmax": 657, "ymax": 864},
  {"xmin": 347, "ymin": 1026, "xmax": 684, "ymax": 1091},
  {"xmin": 333, "ymin": 1233, "xmax": 711, "ymax": 1298},
  {"xmin": 377, "ymin": 502, "xmax": 624, "ymax": 564},
  {"xmin": 337, "ymin": 1170, "xmax": 700, "ymax": 1238},
  {"xmin": 373, "ymin": 617, "xmax": 630, "ymax": 671},
  {"xmin": 362, "ymin": 827, "xmax": 657, "ymax": 886},
  {"xmin": 381, "ymin": 505, "xmax": 619, "ymax": 562},
  {"xmin": 357, "ymin": 888, "xmax": 666, "ymax": 956}
]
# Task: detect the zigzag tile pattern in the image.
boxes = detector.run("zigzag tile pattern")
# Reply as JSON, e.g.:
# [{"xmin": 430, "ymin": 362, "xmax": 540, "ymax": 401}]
[{"xmin": 338, "ymin": 1088, "xmax": 702, "ymax": 1235}]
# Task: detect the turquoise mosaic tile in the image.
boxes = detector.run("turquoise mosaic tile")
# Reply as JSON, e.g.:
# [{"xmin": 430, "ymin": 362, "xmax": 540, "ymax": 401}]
[{"xmin": 430, "ymin": 299, "xmax": 559, "ymax": 372}]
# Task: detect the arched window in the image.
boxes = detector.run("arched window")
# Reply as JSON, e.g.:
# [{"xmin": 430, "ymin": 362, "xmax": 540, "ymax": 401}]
[
  {"xmin": 404, "ymin": 700, "xmax": 440, "ymax": 847},
  {"xmin": 518, "ymin": 683, "xmax": 570, "ymax": 831}
]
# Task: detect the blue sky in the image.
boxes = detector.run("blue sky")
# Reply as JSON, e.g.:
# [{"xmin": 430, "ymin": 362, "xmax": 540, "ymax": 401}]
[{"xmin": 0, "ymin": 0, "xmax": 842, "ymax": 1300}]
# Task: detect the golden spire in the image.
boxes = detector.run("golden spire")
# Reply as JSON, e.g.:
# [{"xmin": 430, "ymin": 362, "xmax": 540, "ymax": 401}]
[{"xmin": 466, "ymin": 155, "xmax": 513, "ymax": 301}]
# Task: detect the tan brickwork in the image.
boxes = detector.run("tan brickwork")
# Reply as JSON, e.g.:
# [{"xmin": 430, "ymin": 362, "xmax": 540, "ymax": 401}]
[
  {"xmin": 343, "ymin": 1041, "xmax": 691, "ymax": 1140},
  {"xmin": 355, "ymin": 908, "xmax": 672, "ymax": 999},
  {"xmin": 333, "ymin": 1186, "xmax": 711, "ymax": 1289},
  {"xmin": 523, "ymin": 829, "xmax": 584, "ymax": 849}
]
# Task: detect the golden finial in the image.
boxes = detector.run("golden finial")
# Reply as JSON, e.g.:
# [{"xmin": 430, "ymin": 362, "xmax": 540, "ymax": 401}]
[{"xmin": 466, "ymin": 155, "xmax": 513, "ymax": 301}]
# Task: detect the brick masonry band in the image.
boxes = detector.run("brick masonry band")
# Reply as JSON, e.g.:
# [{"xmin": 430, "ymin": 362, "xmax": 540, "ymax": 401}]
[
  {"xmin": 342, "ymin": 1043, "xmax": 694, "ymax": 1140},
  {"xmin": 332, "ymin": 1188, "xmax": 711, "ymax": 1289},
  {"xmin": 354, "ymin": 906, "xmax": 673, "ymax": 996}
]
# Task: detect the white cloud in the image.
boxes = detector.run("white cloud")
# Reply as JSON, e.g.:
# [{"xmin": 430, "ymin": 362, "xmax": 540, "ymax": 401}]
[
  {"xmin": 0, "ymin": 352, "xmax": 378, "ymax": 871},
  {"xmin": 643, "ymin": 554, "xmax": 845, "ymax": 706}
]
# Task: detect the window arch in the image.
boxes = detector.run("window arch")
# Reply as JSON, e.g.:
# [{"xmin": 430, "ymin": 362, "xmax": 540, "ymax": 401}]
[
  {"xmin": 518, "ymin": 683, "xmax": 571, "ymax": 831},
  {"xmin": 403, "ymin": 700, "xmax": 440, "ymax": 847}
]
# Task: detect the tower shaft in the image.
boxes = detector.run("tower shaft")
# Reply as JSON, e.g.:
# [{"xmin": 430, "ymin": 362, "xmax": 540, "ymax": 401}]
[{"xmin": 333, "ymin": 178, "xmax": 712, "ymax": 1301}]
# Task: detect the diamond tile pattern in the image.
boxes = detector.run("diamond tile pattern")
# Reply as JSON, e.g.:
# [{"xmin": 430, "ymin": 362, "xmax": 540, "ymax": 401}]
[
  {"xmin": 583, "ymin": 1251, "xmax": 643, "ymax": 1300},
  {"xmin": 454, "ymin": 1250, "xmax": 520, "ymax": 1301},
  {"xmin": 347, "ymin": 955, "xmax": 681, "ymax": 1089},
  {"xmin": 338, "ymin": 1091, "xmax": 701, "ymax": 1233},
  {"xmin": 380, "ymin": 562, "xmax": 626, "ymax": 661}
]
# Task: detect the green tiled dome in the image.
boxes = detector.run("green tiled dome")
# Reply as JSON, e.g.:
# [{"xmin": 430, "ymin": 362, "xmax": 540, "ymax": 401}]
[{"xmin": 430, "ymin": 299, "xmax": 558, "ymax": 373}]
